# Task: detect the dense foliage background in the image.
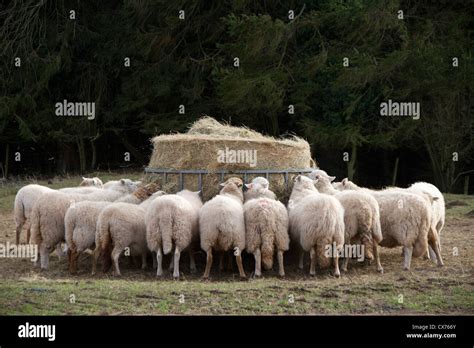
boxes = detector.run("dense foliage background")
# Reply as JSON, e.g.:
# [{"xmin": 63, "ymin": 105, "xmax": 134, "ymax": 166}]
[{"xmin": 0, "ymin": 0, "xmax": 472, "ymax": 192}]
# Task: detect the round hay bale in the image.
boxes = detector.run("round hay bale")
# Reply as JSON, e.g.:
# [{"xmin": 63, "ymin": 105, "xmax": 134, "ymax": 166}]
[{"xmin": 146, "ymin": 117, "xmax": 315, "ymax": 201}]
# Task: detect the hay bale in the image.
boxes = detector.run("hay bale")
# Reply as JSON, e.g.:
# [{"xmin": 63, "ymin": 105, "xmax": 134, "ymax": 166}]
[{"xmin": 146, "ymin": 116, "xmax": 315, "ymax": 201}]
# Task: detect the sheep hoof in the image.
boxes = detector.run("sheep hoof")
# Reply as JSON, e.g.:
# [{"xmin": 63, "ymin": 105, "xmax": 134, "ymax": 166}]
[
  {"xmin": 334, "ymin": 272, "xmax": 340, "ymax": 278},
  {"xmin": 437, "ymin": 263, "xmax": 444, "ymax": 268},
  {"xmin": 377, "ymin": 267, "xmax": 384, "ymax": 274}
]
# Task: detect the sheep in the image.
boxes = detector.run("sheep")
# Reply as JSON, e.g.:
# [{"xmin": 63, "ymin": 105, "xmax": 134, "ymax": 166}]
[
  {"xmin": 65, "ymin": 183, "xmax": 161, "ymax": 273},
  {"xmin": 288, "ymin": 175, "xmax": 345, "ymax": 277},
  {"xmin": 311, "ymin": 173, "xmax": 383, "ymax": 273},
  {"xmin": 79, "ymin": 177, "xmax": 103, "ymax": 187},
  {"xmin": 407, "ymin": 182, "xmax": 445, "ymax": 263},
  {"xmin": 65, "ymin": 201, "xmax": 111, "ymax": 273},
  {"xmin": 244, "ymin": 177, "xmax": 277, "ymax": 201},
  {"xmin": 145, "ymin": 190, "xmax": 203, "ymax": 279},
  {"xmin": 334, "ymin": 178, "xmax": 434, "ymax": 270},
  {"xmin": 243, "ymin": 180, "xmax": 289, "ymax": 277},
  {"xmin": 30, "ymin": 179, "xmax": 137, "ymax": 269},
  {"xmin": 91, "ymin": 191, "xmax": 165, "ymax": 276},
  {"xmin": 14, "ymin": 184, "xmax": 56, "ymax": 245},
  {"xmin": 199, "ymin": 177, "xmax": 246, "ymax": 279},
  {"xmin": 13, "ymin": 177, "xmax": 102, "ymax": 245}
]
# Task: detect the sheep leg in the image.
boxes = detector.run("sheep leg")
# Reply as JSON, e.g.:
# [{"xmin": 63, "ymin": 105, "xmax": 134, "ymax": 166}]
[
  {"xmin": 309, "ymin": 247, "xmax": 317, "ymax": 276},
  {"xmin": 141, "ymin": 253, "xmax": 147, "ymax": 270},
  {"xmin": 403, "ymin": 246, "xmax": 413, "ymax": 270},
  {"xmin": 173, "ymin": 248, "xmax": 181, "ymax": 279},
  {"xmin": 429, "ymin": 239, "xmax": 444, "ymax": 267},
  {"xmin": 69, "ymin": 249, "xmax": 79, "ymax": 274},
  {"xmin": 189, "ymin": 249, "xmax": 197, "ymax": 274},
  {"xmin": 156, "ymin": 249, "xmax": 163, "ymax": 277},
  {"xmin": 277, "ymin": 250, "xmax": 285, "ymax": 277},
  {"xmin": 373, "ymin": 243, "xmax": 383, "ymax": 273},
  {"xmin": 102, "ymin": 243, "xmax": 112, "ymax": 272},
  {"xmin": 253, "ymin": 249, "xmax": 262, "ymax": 278},
  {"xmin": 111, "ymin": 247, "xmax": 122, "ymax": 276},
  {"xmin": 235, "ymin": 254, "xmax": 246, "ymax": 279},
  {"xmin": 91, "ymin": 247, "xmax": 100, "ymax": 275},
  {"xmin": 26, "ymin": 226, "xmax": 32, "ymax": 244},
  {"xmin": 152, "ymin": 252, "xmax": 157, "ymax": 269},
  {"xmin": 15, "ymin": 225, "xmax": 21, "ymax": 245},
  {"xmin": 341, "ymin": 247, "xmax": 349, "ymax": 272},
  {"xmin": 333, "ymin": 252, "xmax": 341, "ymax": 278},
  {"xmin": 298, "ymin": 249, "xmax": 304, "ymax": 270},
  {"xmin": 203, "ymin": 248, "xmax": 213, "ymax": 279},
  {"xmin": 40, "ymin": 244, "xmax": 50, "ymax": 270}
]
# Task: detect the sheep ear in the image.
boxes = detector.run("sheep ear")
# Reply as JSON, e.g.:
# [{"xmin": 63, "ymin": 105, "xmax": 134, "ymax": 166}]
[
  {"xmin": 245, "ymin": 183, "xmax": 253, "ymax": 189},
  {"xmin": 120, "ymin": 179, "xmax": 126, "ymax": 185},
  {"xmin": 219, "ymin": 183, "xmax": 225, "ymax": 187},
  {"xmin": 82, "ymin": 177, "xmax": 86, "ymax": 180},
  {"xmin": 329, "ymin": 176, "xmax": 336, "ymax": 182},
  {"xmin": 342, "ymin": 178, "xmax": 348, "ymax": 185}
]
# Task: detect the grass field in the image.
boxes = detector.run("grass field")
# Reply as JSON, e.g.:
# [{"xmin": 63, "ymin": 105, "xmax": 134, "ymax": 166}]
[{"xmin": 0, "ymin": 172, "xmax": 473, "ymax": 315}]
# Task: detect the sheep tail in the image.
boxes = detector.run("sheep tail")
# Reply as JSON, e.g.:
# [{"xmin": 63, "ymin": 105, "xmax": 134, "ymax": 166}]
[
  {"xmin": 65, "ymin": 216, "xmax": 76, "ymax": 252},
  {"xmin": 29, "ymin": 204, "xmax": 41, "ymax": 246},
  {"xmin": 97, "ymin": 218, "xmax": 112, "ymax": 254},
  {"xmin": 261, "ymin": 227, "xmax": 274, "ymax": 270},
  {"xmin": 14, "ymin": 197, "xmax": 25, "ymax": 230},
  {"xmin": 372, "ymin": 211, "xmax": 383, "ymax": 244},
  {"xmin": 160, "ymin": 211, "xmax": 173, "ymax": 255}
]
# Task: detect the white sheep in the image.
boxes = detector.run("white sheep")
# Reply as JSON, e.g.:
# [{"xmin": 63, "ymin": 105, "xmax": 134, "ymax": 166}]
[
  {"xmin": 243, "ymin": 180, "xmax": 289, "ymax": 277},
  {"xmin": 199, "ymin": 178, "xmax": 246, "ymax": 279},
  {"xmin": 79, "ymin": 177, "xmax": 104, "ymax": 187},
  {"xmin": 311, "ymin": 172, "xmax": 383, "ymax": 273},
  {"xmin": 407, "ymin": 182, "xmax": 445, "ymax": 263},
  {"xmin": 65, "ymin": 183, "xmax": 162, "ymax": 273},
  {"xmin": 30, "ymin": 180, "xmax": 137, "ymax": 269},
  {"xmin": 145, "ymin": 190, "xmax": 202, "ymax": 279},
  {"xmin": 91, "ymin": 191, "xmax": 164, "ymax": 276},
  {"xmin": 14, "ymin": 184, "xmax": 55, "ymax": 245},
  {"xmin": 334, "ymin": 179, "xmax": 434, "ymax": 270},
  {"xmin": 288, "ymin": 175, "xmax": 345, "ymax": 277},
  {"xmin": 13, "ymin": 177, "xmax": 101, "ymax": 244},
  {"xmin": 244, "ymin": 177, "xmax": 277, "ymax": 201},
  {"xmin": 65, "ymin": 201, "xmax": 111, "ymax": 273}
]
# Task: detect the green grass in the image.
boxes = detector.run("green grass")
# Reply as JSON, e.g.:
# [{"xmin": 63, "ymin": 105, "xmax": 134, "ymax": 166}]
[
  {"xmin": 1, "ymin": 275, "xmax": 471, "ymax": 315},
  {"xmin": 0, "ymin": 173, "xmax": 473, "ymax": 315}
]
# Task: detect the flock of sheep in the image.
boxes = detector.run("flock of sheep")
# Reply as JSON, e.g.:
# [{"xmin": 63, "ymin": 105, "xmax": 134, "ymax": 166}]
[{"xmin": 12, "ymin": 169, "xmax": 445, "ymax": 279}]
